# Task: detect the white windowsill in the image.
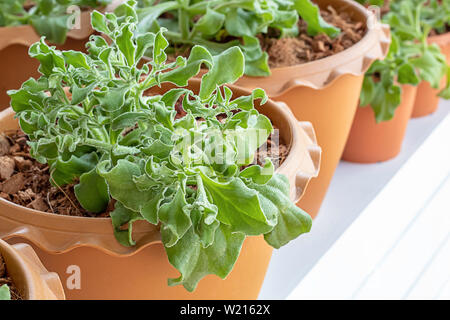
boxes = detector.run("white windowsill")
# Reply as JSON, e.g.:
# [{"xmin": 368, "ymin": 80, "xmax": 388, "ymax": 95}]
[{"xmin": 259, "ymin": 99, "xmax": 450, "ymax": 300}]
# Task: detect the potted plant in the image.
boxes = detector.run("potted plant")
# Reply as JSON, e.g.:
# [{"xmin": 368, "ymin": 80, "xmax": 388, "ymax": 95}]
[
  {"xmin": 413, "ymin": 0, "xmax": 450, "ymax": 117},
  {"xmin": 343, "ymin": 0, "xmax": 448, "ymax": 163},
  {"xmin": 383, "ymin": 0, "xmax": 450, "ymax": 118},
  {"xmin": 0, "ymin": 239, "xmax": 65, "ymax": 300},
  {"xmin": 342, "ymin": 36, "xmax": 420, "ymax": 163},
  {"xmin": 121, "ymin": 0, "xmax": 390, "ymax": 218},
  {"xmin": 0, "ymin": 8, "xmax": 320, "ymax": 299},
  {"xmin": 0, "ymin": 0, "xmax": 122, "ymax": 110}
]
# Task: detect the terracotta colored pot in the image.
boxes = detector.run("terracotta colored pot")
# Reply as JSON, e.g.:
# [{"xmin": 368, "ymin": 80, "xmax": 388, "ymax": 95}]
[
  {"xmin": 0, "ymin": 239, "xmax": 65, "ymax": 300},
  {"xmin": 0, "ymin": 80, "xmax": 320, "ymax": 300},
  {"xmin": 0, "ymin": 1, "xmax": 122, "ymax": 111},
  {"xmin": 429, "ymin": 32, "xmax": 450, "ymax": 64},
  {"xmin": 342, "ymin": 84, "xmax": 418, "ymax": 163},
  {"xmin": 412, "ymin": 32, "xmax": 450, "ymax": 118},
  {"xmin": 232, "ymin": 0, "xmax": 390, "ymax": 218}
]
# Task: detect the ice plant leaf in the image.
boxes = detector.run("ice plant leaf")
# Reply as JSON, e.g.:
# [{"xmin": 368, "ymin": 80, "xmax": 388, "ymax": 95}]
[
  {"xmin": 166, "ymin": 224, "xmax": 245, "ymax": 292},
  {"xmin": 75, "ymin": 169, "xmax": 110, "ymax": 213},
  {"xmin": 0, "ymin": 285, "xmax": 11, "ymax": 301},
  {"xmin": 117, "ymin": 0, "xmax": 342, "ymax": 77},
  {"xmin": 117, "ymin": 23, "xmax": 137, "ymax": 66},
  {"xmin": 110, "ymin": 201, "xmax": 144, "ymax": 247},
  {"xmin": 293, "ymin": 0, "xmax": 340, "ymax": 37},
  {"xmin": 199, "ymin": 47, "xmax": 245, "ymax": 100},
  {"xmin": 98, "ymin": 159, "xmax": 157, "ymax": 213}
]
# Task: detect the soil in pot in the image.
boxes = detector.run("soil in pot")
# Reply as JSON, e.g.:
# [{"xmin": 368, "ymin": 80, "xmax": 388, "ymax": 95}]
[
  {"xmin": 412, "ymin": 31, "xmax": 450, "ymax": 118},
  {"xmin": 230, "ymin": 0, "xmax": 389, "ymax": 218},
  {"xmin": 169, "ymin": 5, "xmax": 366, "ymax": 67},
  {"xmin": 261, "ymin": 6, "xmax": 366, "ymax": 68},
  {"xmin": 0, "ymin": 253, "xmax": 22, "ymax": 300},
  {"xmin": 138, "ymin": 0, "xmax": 387, "ymax": 219}
]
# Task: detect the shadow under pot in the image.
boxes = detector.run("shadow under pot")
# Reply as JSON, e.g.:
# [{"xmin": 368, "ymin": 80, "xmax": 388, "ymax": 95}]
[
  {"xmin": 342, "ymin": 84, "xmax": 418, "ymax": 163},
  {"xmin": 412, "ymin": 32, "xmax": 450, "ymax": 118},
  {"xmin": 0, "ymin": 239, "xmax": 65, "ymax": 300},
  {"xmin": 232, "ymin": 0, "xmax": 391, "ymax": 218},
  {"xmin": 0, "ymin": 80, "xmax": 320, "ymax": 300},
  {"xmin": 0, "ymin": 1, "xmax": 122, "ymax": 111}
]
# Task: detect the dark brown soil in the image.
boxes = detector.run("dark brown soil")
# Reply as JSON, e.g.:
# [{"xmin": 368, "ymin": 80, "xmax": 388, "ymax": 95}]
[
  {"xmin": 167, "ymin": 5, "xmax": 365, "ymax": 68},
  {"xmin": 255, "ymin": 132, "xmax": 289, "ymax": 168},
  {"xmin": 0, "ymin": 131, "xmax": 93, "ymax": 217},
  {"xmin": 262, "ymin": 6, "xmax": 366, "ymax": 68},
  {"xmin": 0, "ymin": 126, "xmax": 288, "ymax": 217},
  {"xmin": 0, "ymin": 254, "xmax": 22, "ymax": 300}
]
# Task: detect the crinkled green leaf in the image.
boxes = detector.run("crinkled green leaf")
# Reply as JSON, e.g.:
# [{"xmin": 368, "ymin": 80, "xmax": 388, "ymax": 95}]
[
  {"xmin": 110, "ymin": 201, "xmax": 144, "ymax": 247},
  {"xmin": 159, "ymin": 187, "xmax": 192, "ymax": 247},
  {"xmin": 117, "ymin": 23, "xmax": 137, "ymax": 66},
  {"xmin": 166, "ymin": 224, "xmax": 245, "ymax": 292},
  {"xmin": 293, "ymin": 0, "xmax": 340, "ymax": 37},
  {"xmin": 199, "ymin": 47, "xmax": 245, "ymax": 100},
  {"xmin": 50, "ymin": 152, "xmax": 98, "ymax": 186},
  {"xmin": 0, "ymin": 285, "xmax": 11, "ymax": 301},
  {"xmin": 98, "ymin": 159, "xmax": 157, "ymax": 212},
  {"xmin": 74, "ymin": 168, "xmax": 110, "ymax": 213}
]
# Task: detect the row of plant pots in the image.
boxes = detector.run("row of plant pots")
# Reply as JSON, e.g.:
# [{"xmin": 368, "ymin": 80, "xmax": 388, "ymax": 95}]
[
  {"xmin": 343, "ymin": 0, "xmax": 450, "ymax": 164},
  {"xmin": 0, "ymin": 0, "xmax": 445, "ymax": 300}
]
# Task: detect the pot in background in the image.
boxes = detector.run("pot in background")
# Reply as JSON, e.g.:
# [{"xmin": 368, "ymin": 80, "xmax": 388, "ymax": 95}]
[
  {"xmin": 0, "ymin": 239, "xmax": 65, "ymax": 300},
  {"xmin": 0, "ymin": 80, "xmax": 320, "ymax": 300},
  {"xmin": 0, "ymin": 1, "xmax": 122, "ymax": 111},
  {"xmin": 343, "ymin": 84, "xmax": 417, "ymax": 163},
  {"xmin": 412, "ymin": 32, "xmax": 450, "ymax": 118},
  {"xmin": 233, "ymin": 0, "xmax": 390, "ymax": 218}
]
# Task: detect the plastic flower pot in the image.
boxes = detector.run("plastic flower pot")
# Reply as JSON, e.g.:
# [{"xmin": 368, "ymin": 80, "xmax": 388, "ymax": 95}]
[
  {"xmin": 0, "ymin": 80, "xmax": 320, "ymax": 300},
  {"xmin": 412, "ymin": 32, "xmax": 450, "ymax": 118},
  {"xmin": 231, "ymin": 0, "xmax": 390, "ymax": 218},
  {"xmin": 0, "ymin": 1, "xmax": 121, "ymax": 111},
  {"xmin": 0, "ymin": 239, "xmax": 65, "ymax": 300},
  {"xmin": 342, "ymin": 84, "xmax": 418, "ymax": 163}
]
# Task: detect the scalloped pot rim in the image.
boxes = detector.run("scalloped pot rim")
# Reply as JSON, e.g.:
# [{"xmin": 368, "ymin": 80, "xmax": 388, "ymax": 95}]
[
  {"xmin": 0, "ymin": 81, "xmax": 321, "ymax": 257},
  {"xmin": 234, "ymin": 0, "xmax": 391, "ymax": 96}
]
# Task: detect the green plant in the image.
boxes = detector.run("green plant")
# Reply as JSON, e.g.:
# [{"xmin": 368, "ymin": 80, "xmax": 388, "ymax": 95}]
[
  {"xmin": 115, "ymin": 0, "xmax": 340, "ymax": 77},
  {"xmin": 416, "ymin": 0, "xmax": 450, "ymax": 35},
  {"xmin": 0, "ymin": 284, "xmax": 11, "ymax": 300},
  {"xmin": 8, "ymin": 7, "xmax": 312, "ymax": 292},
  {"xmin": 360, "ymin": 0, "xmax": 449, "ymax": 121},
  {"xmin": 0, "ymin": 0, "xmax": 112, "ymax": 44}
]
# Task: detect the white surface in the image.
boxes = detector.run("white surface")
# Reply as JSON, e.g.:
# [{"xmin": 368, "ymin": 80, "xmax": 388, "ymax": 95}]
[
  {"xmin": 287, "ymin": 113, "xmax": 450, "ymax": 300},
  {"xmin": 258, "ymin": 99, "xmax": 450, "ymax": 300}
]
